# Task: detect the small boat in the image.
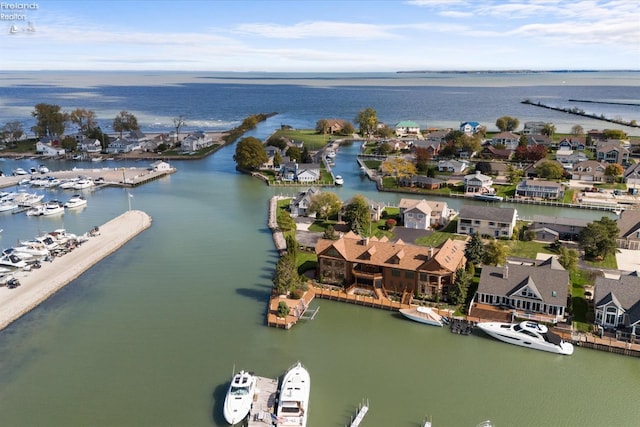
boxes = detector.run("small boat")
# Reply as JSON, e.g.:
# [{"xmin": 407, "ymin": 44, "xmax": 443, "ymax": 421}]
[
  {"xmin": 2, "ymin": 248, "xmax": 34, "ymax": 260},
  {"xmin": 399, "ymin": 306, "xmax": 444, "ymax": 327},
  {"xmin": 38, "ymin": 165, "xmax": 50, "ymax": 174},
  {"xmin": 222, "ymin": 370, "xmax": 256, "ymax": 425},
  {"xmin": 473, "ymin": 193, "xmax": 503, "ymax": 202},
  {"xmin": 276, "ymin": 362, "xmax": 310, "ymax": 427},
  {"xmin": 0, "ymin": 254, "xmax": 28, "ymax": 269},
  {"xmin": 91, "ymin": 156, "xmax": 103, "ymax": 162},
  {"xmin": 476, "ymin": 321, "xmax": 574, "ymax": 355},
  {"xmin": 14, "ymin": 192, "xmax": 44, "ymax": 207},
  {"xmin": 334, "ymin": 175, "xmax": 344, "ymax": 186},
  {"xmin": 64, "ymin": 195, "xmax": 87, "ymax": 209},
  {"xmin": 26, "ymin": 205, "xmax": 45, "ymax": 216},
  {"xmin": 73, "ymin": 179, "xmax": 94, "ymax": 190},
  {"xmin": 12, "ymin": 168, "xmax": 28, "ymax": 176},
  {"xmin": 22, "ymin": 236, "xmax": 58, "ymax": 251},
  {"xmin": 14, "ymin": 243, "xmax": 49, "ymax": 257},
  {"xmin": 0, "ymin": 201, "xmax": 17, "ymax": 212},
  {"xmin": 325, "ymin": 150, "xmax": 336, "ymax": 159},
  {"xmin": 41, "ymin": 201, "xmax": 65, "ymax": 216}
]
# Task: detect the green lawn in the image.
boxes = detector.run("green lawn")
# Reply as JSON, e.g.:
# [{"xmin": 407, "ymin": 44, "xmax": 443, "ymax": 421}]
[
  {"xmin": 584, "ymin": 253, "xmax": 618, "ymax": 269},
  {"xmin": 415, "ymin": 232, "xmax": 466, "ymax": 247},
  {"xmin": 364, "ymin": 160, "xmax": 381, "ymax": 169},
  {"xmin": 270, "ymin": 129, "xmax": 331, "ymax": 150},
  {"xmin": 562, "ymin": 188, "xmax": 575, "ymax": 204},
  {"xmin": 296, "ymin": 251, "xmax": 318, "ymax": 275},
  {"xmin": 308, "ymin": 219, "xmax": 337, "ymax": 233},
  {"xmin": 504, "ymin": 240, "xmax": 554, "ymax": 260}
]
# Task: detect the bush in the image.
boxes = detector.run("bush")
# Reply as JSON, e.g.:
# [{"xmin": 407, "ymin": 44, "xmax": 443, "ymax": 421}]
[
  {"xmin": 291, "ymin": 288, "xmax": 305, "ymax": 299},
  {"xmin": 277, "ymin": 301, "xmax": 290, "ymax": 318},
  {"xmin": 385, "ymin": 218, "xmax": 397, "ymax": 230}
]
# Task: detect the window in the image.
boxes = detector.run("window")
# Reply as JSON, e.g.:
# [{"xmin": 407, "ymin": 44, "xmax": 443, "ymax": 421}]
[
  {"xmin": 407, "ymin": 213, "xmax": 413, "ymax": 218},
  {"xmin": 405, "ymin": 271, "xmax": 415, "ymax": 279},
  {"xmin": 391, "ymin": 269, "xmax": 400, "ymax": 277},
  {"xmin": 417, "ymin": 214, "xmax": 424, "ymax": 219}
]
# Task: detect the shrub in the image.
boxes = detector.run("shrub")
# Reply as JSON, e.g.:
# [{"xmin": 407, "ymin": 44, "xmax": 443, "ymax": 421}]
[
  {"xmin": 277, "ymin": 301, "xmax": 290, "ymax": 318},
  {"xmin": 291, "ymin": 288, "xmax": 305, "ymax": 299},
  {"xmin": 385, "ymin": 218, "xmax": 397, "ymax": 230}
]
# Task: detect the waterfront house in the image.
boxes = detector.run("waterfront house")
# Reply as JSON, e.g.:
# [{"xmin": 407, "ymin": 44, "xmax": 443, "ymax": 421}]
[
  {"xmin": 150, "ymin": 160, "xmax": 171, "ymax": 172},
  {"xmin": 491, "ymin": 131, "xmax": 520, "ymax": 150},
  {"xmin": 315, "ymin": 233, "xmax": 466, "ymax": 301},
  {"xmin": 522, "ymin": 121, "xmax": 548, "ymax": 135},
  {"xmin": 395, "ymin": 121, "xmax": 421, "ymax": 137},
  {"xmin": 180, "ymin": 131, "xmax": 214, "ymax": 152},
  {"xmin": 479, "ymin": 144, "xmax": 512, "ymax": 160},
  {"xmin": 525, "ymin": 134, "xmax": 552, "ymax": 147},
  {"xmin": 279, "ymin": 162, "xmax": 321, "ymax": 183},
  {"xmin": 474, "ymin": 258, "xmax": 569, "ymax": 324},
  {"xmin": 594, "ymin": 274, "xmax": 640, "ymax": 338},
  {"xmin": 529, "ymin": 215, "xmax": 590, "ymax": 242},
  {"xmin": 289, "ymin": 187, "xmax": 319, "ymax": 217},
  {"xmin": 398, "ymin": 198, "xmax": 450, "ymax": 229},
  {"xmin": 623, "ymin": 163, "xmax": 640, "ymax": 189},
  {"xmin": 460, "ymin": 121, "xmax": 482, "ymax": 134},
  {"xmin": 457, "ymin": 205, "xmax": 517, "ymax": 238},
  {"xmin": 107, "ymin": 138, "xmax": 140, "ymax": 154},
  {"xmin": 397, "ymin": 175, "xmax": 445, "ymax": 190},
  {"xmin": 36, "ymin": 140, "xmax": 65, "ymax": 156},
  {"xmin": 571, "ymin": 160, "xmax": 607, "ymax": 182},
  {"xmin": 556, "ymin": 149, "xmax": 588, "ymax": 167},
  {"xmin": 615, "ymin": 210, "xmax": 640, "ymax": 251},
  {"xmin": 412, "ymin": 140, "xmax": 441, "ymax": 157},
  {"xmin": 338, "ymin": 196, "xmax": 385, "ymax": 222},
  {"xmin": 324, "ymin": 119, "xmax": 348, "ymax": 134},
  {"xmin": 438, "ymin": 159, "xmax": 469, "ymax": 174},
  {"xmin": 515, "ymin": 179, "xmax": 564, "ymax": 200},
  {"xmin": 463, "ymin": 170, "xmax": 494, "ymax": 194},
  {"xmin": 77, "ymin": 137, "xmax": 102, "ymax": 153},
  {"xmin": 558, "ymin": 137, "xmax": 586, "ymax": 151},
  {"xmin": 596, "ymin": 141, "xmax": 630, "ymax": 165}
]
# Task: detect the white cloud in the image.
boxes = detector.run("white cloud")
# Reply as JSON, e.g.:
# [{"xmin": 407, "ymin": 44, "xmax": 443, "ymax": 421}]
[
  {"xmin": 233, "ymin": 21, "xmax": 400, "ymax": 40},
  {"xmin": 438, "ymin": 11, "xmax": 473, "ymax": 18}
]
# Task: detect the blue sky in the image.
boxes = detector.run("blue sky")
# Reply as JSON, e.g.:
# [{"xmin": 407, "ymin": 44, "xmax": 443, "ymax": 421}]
[{"xmin": 2, "ymin": 0, "xmax": 639, "ymax": 71}]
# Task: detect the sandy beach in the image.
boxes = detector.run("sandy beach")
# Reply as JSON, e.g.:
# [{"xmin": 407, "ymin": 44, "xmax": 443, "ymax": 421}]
[{"xmin": 0, "ymin": 210, "xmax": 152, "ymax": 331}]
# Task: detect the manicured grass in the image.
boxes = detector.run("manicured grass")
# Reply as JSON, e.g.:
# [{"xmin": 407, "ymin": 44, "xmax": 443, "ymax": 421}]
[
  {"xmin": 364, "ymin": 160, "xmax": 381, "ymax": 169},
  {"xmin": 308, "ymin": 219, "xmax": 337, "ymax": 233},
  {"xmin": 561, "ymin": 188, "xmax": 575, "ymax": 204},
  {"xmin": 495, "ymin": 184, "xmax": 516, "ymax": 198},
  {"xmin": 296, "ymin": 251, "xmax": 318, "ymax": 275},
  {"xmin": 584, "ymin": 253, "xmax": 618, "ymax": 269},
  {"xmin": 277, "ymin": 198, "xmax": 291, "ymax": 209},
  {"xmin": 503, "ymin": 240, "xmax": 554, "ymax": 260},
  {"xmin": 415, "ymin": 232, "xmax": 466, "ymax": 247},
  {"xmin": 270, "ymin": 129, "xmax": 331, "ymax": 150}
]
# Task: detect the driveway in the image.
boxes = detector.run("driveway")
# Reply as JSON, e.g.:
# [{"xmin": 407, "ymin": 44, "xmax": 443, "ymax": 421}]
[{"xmin": 616, "ymin": 249, "xmax": 640, "ymax": 273}]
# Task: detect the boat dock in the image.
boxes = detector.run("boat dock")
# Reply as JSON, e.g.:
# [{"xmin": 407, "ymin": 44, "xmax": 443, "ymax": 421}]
[
  {"xmin": 347, "ymin": 400, "xmax": 369, "ymax": 427},
  {"xmin": 248, "ymin": 376, "xmax": 279, "ymax": 426}
]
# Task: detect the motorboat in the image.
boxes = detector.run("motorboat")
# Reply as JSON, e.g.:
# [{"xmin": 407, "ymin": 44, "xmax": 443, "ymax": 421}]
[
  {"xmin": 14, "ymin": 192, "xmax": 44, "ymax": 207},
  {"xmin": 26, "ymin": 205, "xmax": 45, "ymax": 216},
  {"xmin": 222, "ymin": 370, "xmax": 256, "ymax": 425},
  {"xmin": 334, "ymin": 175, "xmax": 344, "ymax": 186},
  {"xmin": 473, "ymin": 193, "xmax": 503, "ymax": 202},
  {"xmin": 38, "ymin": 165, "xmax": 50, "ymax": 174},
  {"xmin": 59, "ymin": 178, "xmax": 80, "ymax": 189},
  {"xmin": 22, "ymin": 236, "xmax": 59, "ymax": 251},
  {"xmin": 2, "ymin": 248, "xmax": 34, "ymax": 260},
  {"xmin": 64, "ymin": 194, "xmax": 87, "ymax": 208},
  {"xmin": 399, "ymin": 306, "xmax": 444, "ymax": 327},
  {"xmin": 13, "ymin": 168, "xmax": 28, "ymax": 176},
  {"xmin": 476, "ymin": 321, "xmax": 574, "ymax": 355},
  {"xmin": 41, "ymin": 201, "xmax": 65, "ymax": 216},
  {"xmin": 47, "ymin": 229, "xmax": 78, "ymax": 244},
  {"xmin": 0, "ymin": 201, "xmax": 17, "ymax": 212},
  {"xmin": 14, "ymin": 242, "xmax": 49, "ymax": 257},
  {"xmin": 276, "ymin": 362, "xmax": 310, "ymax": 427},
  {"xmin": 73, "ymin": 179, "xmax": 94, "ymax": 190},
  {"xmin": 0, "ymin": 254, "xmax": 28, "ymax": 269}
]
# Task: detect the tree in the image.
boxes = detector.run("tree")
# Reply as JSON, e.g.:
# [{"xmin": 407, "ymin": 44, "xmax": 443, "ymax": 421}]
[
  {"xmin": 233, "ymin": 136, "xmax": 268, "ymax": 170},
  {"xmin": 276, "ymin": 209, "xmax": 296, "ymax": 232},
  {"xmin": 375, "ymin": 125, "xmax": 394, "ymax": 139},
  {"xmin": 506, "ymin": 164, "xmax": 524, "ymax": 184},
  {"xmin": 376, "ymin": 141, "xmax": 393, "ymax": 155},
  {"xmin": 518, "ymin": 134, "xmax": 528, "ymax": 147},
  {"xmin": 69, "ymin": 108, "xmax": 97, "ymax": 134},
  {"xmin": 571, "ymin": 125, "xmax": 584, "ymax": 136},
  {"xmin": 273, "ymin": 151, "xmax": 282, "ymax": 169},
  {"xmin": 415, "ymin": 147, "xmax": 432, "ymax": 173},
  {"xmin": 385, "ymin": 218, "xmax": 396, "ymax": 230},
  {"xmin": 579, "ymin": 217, "xmax": 619, "ymax": 260},
  {"xmin": 323, "ymin": 225, "xmax": 338, "ymax": 240},
  {"xmin": 276, "ymin": 301, "xmax": 290, "ymax": 317},
  {"xmin": 309, "ymin": 192, "xmax": 342, "ymax": 220},
  {"xmin": 286, "ymin": 146, "xmax": 301, "ymax": 162},
  {"xmin": 464, "ymin": 233, "xmax": 484, "ymax": 266},
  {"xmin": 87, "ymin": 126, "xmax": 109, "ymax": 150},
  {"xmin": 173, "ymin": 115, "xmax": 186, "ymax": 143},
  {"xmin": 535, "ymin": 160, "xmax": 564, "ymax": 179},
  {"xmin": 474, "ymin": 161, "xmax": 491, "ymax": 175},
  {"xmin": 380, "ymin": 157, "xmax": 417, "ymax": 181},
  {"xmin": 343, "ymin": 194, "xmax": 371, "ymax": 237},
  {"xmin": 273, "ymin": 254, "xmax": 300, "ymax": 296},
  {"xmin": 557, "ymin": 246, "xmax": 579, "ymax": 271},
  {"xmin": 602, "ymin": 129, "xmax": 626, "ymax": 140},
  {"xmin": 2, "ymin": 121, "xmax": 24, "ymax": 142},
  {"xmin": 495, "ymin": 116, "xmax": 519, "ymax": 132},
  {"xmin": 354, "ymin": 108, "xmax": 378, "ymax": 139},
  {"xmin": 541, "ymin": 123, "xmax": 556, "ymax": 138},
  {"xmin": 32, "ymin": 103, "xmax": 67, "ymax": 138},
  {"xmin": 604, "ymin": 163, "xmax": 624, "ymax": 183},
  {"xmin": 316, "ymin": 119, "xmax": 329, "ymax": 134},
  {"xmin": 301, "ymin": 145, "xmax": 313, "ymax": 163},
  {"xmin": 339, "ymin": 122, "xmax": 355, "ymax": 136},
  {"xmin": 112, "ymin": 111, "xmax": 139, "ymax": 139},
  {"xmin": 483, "ymin": 240, "xmax": 508, "ymax": 266},
  {"xmin": 60, "ymin": 136, "xmax": 77, "ymax": 151},
  {"xmin": 449, "ymin": 268, "xmax": 471, "ymax": 305},
  {"xmin": 266, "ymin": 136, "xmax": 288, "ymax": 150}
]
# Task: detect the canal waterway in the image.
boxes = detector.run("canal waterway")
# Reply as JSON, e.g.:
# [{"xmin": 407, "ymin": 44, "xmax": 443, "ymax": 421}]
[{"xmin": 0, "ymin": 123, "xmax": 637, "ymax": 426}]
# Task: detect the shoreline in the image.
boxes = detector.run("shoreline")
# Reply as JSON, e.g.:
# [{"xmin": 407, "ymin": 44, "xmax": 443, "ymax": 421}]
[{"xmin": 0, "ymin": 210, "xmax": 152, "ymax": 331}]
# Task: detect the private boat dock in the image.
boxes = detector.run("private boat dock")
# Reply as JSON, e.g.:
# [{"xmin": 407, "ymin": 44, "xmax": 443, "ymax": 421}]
[{"xmin": 248, "ymin": 376, "xmax": 279, "ymax": 426}]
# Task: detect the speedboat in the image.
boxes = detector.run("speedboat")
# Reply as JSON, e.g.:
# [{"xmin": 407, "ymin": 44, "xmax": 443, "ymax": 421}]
[
  {"xmin": 476, "ymin": 321, "xmax": 574, "ymax": 355},
  {"xmin": 0, "ymin": 201, "xmax": 17, "ymax": 212},
  {"xmin": 276, "ymin": 362, "xmax": 310, "ymax": 427},
  {"xmin": 64, "ymin": 194, "xmax": 87, "ymax": 208},
  {"xmin": 47, "ymin": 229, "xmax": 78, "ymax": 244},
  {"xmin": 22, "ymin": 236, "xmax": 58, "ymax": 251},
  {"xmin": 42, "ymin": 201, "xmax": 65, "ymax": 216},
  {"xmin": 223, "ymin": 370, "xmax": 256, "ymax": 425},
  {"xmin": 38, "ymin": 165, "xmax": 50, "ymax": 174},
  {"xmin": 473, "ymin": 193, "xmax": 503, "ymax": 202},
  {"xmin": 0, "ymin": 254, "xmax": 28, "ymax": 269},
  {"xmin": 13, "ymin": 168, "xmax": 28, "ymax": 176},
  {"xmin": 59, "ymin": 178, "xmax": 80, "ymax": 189},
  {"xmin": 2, "ymin": 248, "xmax": 34, "ymax": 260},
  {"xmin": 399, "ymin": 306, "xmax": 444, "ymax": 327},
  {"xmin": 14, "ymin": 242, "xmax": 49, "ymax": 257},
  {"xmin": 26, "ymin": 205, "xmax": 45, "ymax": 216},
  {"xmin": 334, "ymin": 175, "xmax": 344, "ymax": 186},
  {"xmin": 14, "ymin": 192, "xmax": 44, "ymax": 207},
  {"xmin": 73, "ymin": 179, "xmax": 94, "ymax": 190}
]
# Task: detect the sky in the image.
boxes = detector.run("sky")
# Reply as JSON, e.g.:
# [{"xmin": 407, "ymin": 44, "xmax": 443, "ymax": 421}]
[{"xmin": 2, "ymin": 0, "xmax": 639, "ymax": 71}]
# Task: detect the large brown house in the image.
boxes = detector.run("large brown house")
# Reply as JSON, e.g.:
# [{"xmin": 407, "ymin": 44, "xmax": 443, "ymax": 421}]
[{"xmin": 315, "ymin": 232, "xmax": 466, "ymax": 301}]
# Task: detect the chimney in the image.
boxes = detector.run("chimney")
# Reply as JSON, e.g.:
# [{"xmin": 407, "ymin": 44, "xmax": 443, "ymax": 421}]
[
  {"xmin": 503, "ymin": 265, "xmax": 509, "ymax": 279},
  {"xmin": 429, "ymin": 247, "xmax": 434, "ymax": 258}
]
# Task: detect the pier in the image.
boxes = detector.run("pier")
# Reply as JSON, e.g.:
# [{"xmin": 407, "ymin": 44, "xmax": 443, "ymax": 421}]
[
  {"xmin": 248, "ymin": 376, "xmax": 279, "ymax": 426},
  {"xmin": 347, "ymin": 400, "xmax": 369, "ymax": 427}
]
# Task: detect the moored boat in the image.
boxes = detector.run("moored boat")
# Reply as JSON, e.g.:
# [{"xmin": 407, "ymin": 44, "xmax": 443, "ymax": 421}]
[
  {"xmin": 64, "ymin": 194, "xmax": 87, "ymax": 208},
  {"xmin": 399, "ymin": 306, "xmax": 444, "ymax": 327},
  {"xmin": 473, "ymin": 193, "xmax": 503, "ymax": 202},
  {"xmin": 0, "ymin": 254, "xmax": 28, "ymax": 269},
  {"xmin": 41, "ymin": 201, "xmax": 65, "ymax": 216},
  {"xmin": 476, "ymin": 321, "xmax": 574, "ymax": 355},
  {"xmin": 276, "ymin": 362, "xmax": 310, "ymax": 427},
  {"xmin": 334, "ymin": 175, "xmax": 344, "ymax": 185},
  {"xmin": 222, "ymin": 370, "xmax": 256, "ymax": 425}
]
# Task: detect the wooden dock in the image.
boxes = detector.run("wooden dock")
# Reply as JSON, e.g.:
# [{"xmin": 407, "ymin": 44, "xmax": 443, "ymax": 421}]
[{"xmin": 248, "ymin": 376, "xmax": 279, "ymax": 426}]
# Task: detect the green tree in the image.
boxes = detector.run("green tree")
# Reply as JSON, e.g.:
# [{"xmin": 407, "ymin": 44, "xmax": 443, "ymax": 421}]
[
  {"xmin": 273, "ymin": 254, "xmax": 300, "ymax": 296},
  {"xmin": 506, "ymin": 164, "xmax": 524, "ymax": 184},
  {"xmin": 557, "ymin": 246, "xmax": 579, "ymax": 271},
  {"xmin": 483, "ymin": 240, "xmax": 508, "ymax": 266},
  {"xmin": 273, "ymin": 151, "xmax": 282, "ymax": 169},
  {"xmin": 344, "ymin": 194, "xmax": 371, "ymax": 236},
  {"xmin": 2, "ymin": 121, "xmax": 24, "ymax": 142},
  {"xmin": 266, "ymin": 136, "xmax": 288, "ymax": 150},
  {"xmin": 60, "ymin": 135, "xmax": 77, "ymax": 151},
  {"xmin": 323, "ymin": 225, "xmax": 338, "ymax": 240},
  {"xmin": 309, "ymin": 191, "xmax": 342, "ymax": 220},
  {"xmin": 316, "ymin": 119, "xmax": 329, "ymax": 134},
  {"xmin": 87, "ymin": 126, "xmax": 109, "ymax": 150},
  {"xmin": 276, "ymin": 209, "xmax": 296, "ymax": 232},
  {"xmin": 604, "ymin": 163, "xmax": 624, "ymax": 183},
  {"xmin": 354, "ymin": 108, "xmax": 378, "ymax": 139},
  {"xmin": 519, "ymin": 134, "xmax": 528, "ymax": 147},
  {"xmin": 535, "ymin": 160, "xmax": 564, "ymax": 179},
  {"xmin": 69, "ymin": 108, "xmax": 98, "ymax": 134},
  {"xmin": 376, "ymin": 125, "xmax": 394, "ymax": 139},
  {"xmin": 286, "ymin": 146, "xmax": 301, "ymax": 162},
  {"xmin": 276, "ymin": 301, "xmax": 290, "ymax": 317},
  {"xmin": 495, "ymin": 116, "xmax": 519, "ymax": 132},
  {"xmin": 285, "ymin": 234, "xmax": 298, "ymax": 261},
  {"xmin": 449, "ymin": 268, "xmax": 470, "ymax": 305},
  {"xmin": 112, "ymin": 111, "xmax": 139, "ymax": 139},
  {"xmin": 579, "ymin": 217, "xmax": 619, "ymax": 260},
  {"xmin": 541, "ymin": 123, "xmax": 556, "ymax": 138},
  {"xmin": 301, "ymin": 145, "xmax": 313, "ymax": 163},
  {"xmin": 233, "ymin": 136, "xmax": 268, "ymax": 170},
  {"xmin": 339, "ymin": 122, "xmax": 355, "ymax": 136},
  {"xmin": 602, "ymin": 129, "xmax": 626, "ymax": 140},
  {"xmin": 464, "ymin": 233, "xmax": 484, "ymax": 266},
  {"xmin": 376, "ymin": 141, "xmax": 393, "ymax": 155},
  {"xmin": 32, "ymin": 103, "xmax": 67, "ymax": 138},
  {"xmin": 571, "ymin": 125, "xmax": 584, "ymax": 136}
]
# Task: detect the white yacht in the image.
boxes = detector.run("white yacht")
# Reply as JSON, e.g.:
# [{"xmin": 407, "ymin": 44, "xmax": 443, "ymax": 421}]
[
  {"xmin": 222, "ymin": 370, "xmax": 256, "ymax": 425},
  {"xmin": 0, "ymin": 254, "xmax": 28, "ymax": 269},
  {"xmin": 64, "ymin": 194, "xmax": 87, "ymax": 209},
  {"xmin": 276, "ymin": 362, "xmax": 310, "ymax": 427},
  {"xmin": 14, "ymin": 242, "xmax": 49, "ymax": 257},
  {"xmin": 59, "ymin": 178, "xmax": 80, "ymax": 189},
  {"xmin": 38, "ymin": 165, "xmax": 50, "ymax": 174},
  {"xmin": 14, "ymin": 192, "xmax": 44, "ymax": 207},
  {"xmin": 42, "ymin": 201, "xmax": 65, "ymax": 216},
  {"xmin": 13, "ymin": 168, "xmax": 28, "ymax": 176},
  {"xmin": 399, "ymin": 306, "xmax": 444, "ymax": 327},
  {"xmin": 476, "ymin": 321, "xmax": 574, "ymax": 355},
  {"xmin": 47, "ymin": 229, "xmax": 78, "ymax": 245},
  {"xmin": 0, "ymin": 201, "xmax": 17, "ymax": 212},
  {"xmin": 2, "ymin": 248, "xmax": 34, "ymax": 260},
  {"xmin": 73, "ymin": 179, "xmax": 94, "ymax": 190},
  {"xmin": 334, "ymin": 175, "xmax": 344, "ymax": 186},
  {"xmin": 26, "ymin": 205, "xmax": 45, "ymax": 216}
]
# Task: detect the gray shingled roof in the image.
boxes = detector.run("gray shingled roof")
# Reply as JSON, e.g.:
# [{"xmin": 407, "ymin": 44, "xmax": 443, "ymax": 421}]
[
  {"xmin": 459, "ymin": 205, "xmax": 516, "ymax": 223},
  {"xmin": 532, "ymin": 215, "xmax": 591, "ymax": 228},
  {"xmin": 594, "ymin": 275, "xmax": 640, "ymax": 326}
]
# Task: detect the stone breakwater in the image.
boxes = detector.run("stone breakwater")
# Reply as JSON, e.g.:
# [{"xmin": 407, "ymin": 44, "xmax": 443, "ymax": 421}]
[{"xmin": 0, "ymin": 210, "xmax": 152, "ymax": 331}]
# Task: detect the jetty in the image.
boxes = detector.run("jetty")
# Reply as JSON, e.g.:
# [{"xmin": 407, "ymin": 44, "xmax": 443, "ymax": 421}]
[
  {"xmin": 347, "ymin": 400, "xmax": 369, "ymax": 427},
  {"xmin": 248, "ymin": 375, "xmax": 279, "ymax": 426},
  {"xmin": 0, "ymin": 210, "xmax": 152, "ymax": 331}
]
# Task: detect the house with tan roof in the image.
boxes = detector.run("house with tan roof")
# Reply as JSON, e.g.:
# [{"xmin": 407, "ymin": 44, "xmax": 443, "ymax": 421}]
[
  {"xmin": 398, "ymin": 198, "xmax": 450, "ymax": 229},
  {"xmin": 315, "ymin": 233, "xmax": 466, "ymax": 301},
  {"xmin": 491, "ymin": 131, "xmax": 520, "ymax": 150},
  {"xmin": 571, "ymin": 160, "xmax": 607, "ymax": 182},
  {"xmin": 616, "ymin": 210, "xmax": 640, "ymax": 251},
  {"xmin": 596, "ymin": 141, "xmax": 630, "ymax": 165},
  {"xmin": 457, "ymin": 205, "xmax": 517, "ymax": 238}
]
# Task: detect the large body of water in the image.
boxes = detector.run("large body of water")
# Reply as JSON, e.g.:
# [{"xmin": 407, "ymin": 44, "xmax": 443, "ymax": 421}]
[{"xmin": 0, "ymin": 72, "xmax": 639, "ymax": 427}]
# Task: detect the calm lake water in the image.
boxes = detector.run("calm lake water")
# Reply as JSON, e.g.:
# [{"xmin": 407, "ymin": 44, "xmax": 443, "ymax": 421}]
[{"xmin": 0, "ymin": 72, "xmax": 638, "ymax": 426}]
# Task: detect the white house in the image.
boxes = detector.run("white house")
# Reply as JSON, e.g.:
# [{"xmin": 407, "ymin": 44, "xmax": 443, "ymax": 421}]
[
  {"xmin": 438, "ymin": 159, "xmax": 469, "ymax": 174},
  {"xmin": 180, "ymin": 131, "xmax": 214, "ymax": 152},
  {"xmin": 107, "ymin": 138, "xmax": 140, "ymax": 154},
  {"xmin": 394, "ymin": 121, "xmax": 421, "ymax": 137},
  {"xmin": 460, "ymin": 121, "xmax": 481, "ymax": 134},
  {"xmin": 463, "ymin": 171, "xmax": 494, "ymax": 194},
  {"xmin": 77, "ymin": 138, "xmax": 102, "ymax": 153},
  {"xmin": 36, "ymin": 141, "xmax": 65, "ymax": 156},
  {"xmin": 150, "ymin": 160, "xmax": 172, "ymax": 172},
  {"xmin": 491, "ymin": 131, "xmax": 520, "ymax": 150}
]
